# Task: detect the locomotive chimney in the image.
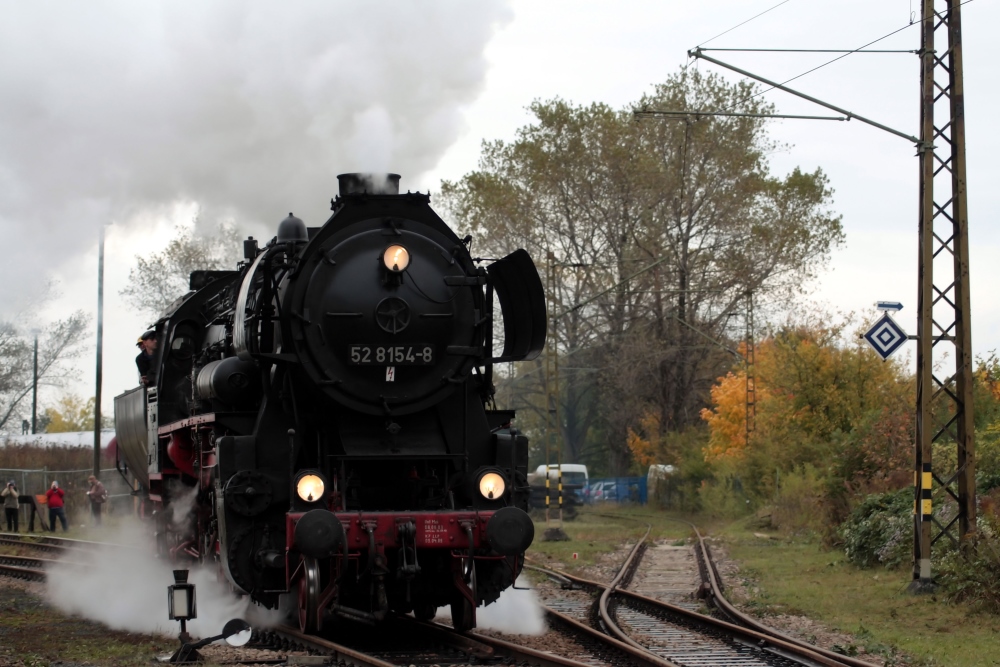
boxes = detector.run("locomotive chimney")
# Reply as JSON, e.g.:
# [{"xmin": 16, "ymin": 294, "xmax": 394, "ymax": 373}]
[{"xmin": 337, "ymin": 173, "xmax": 400, "ymax": 196}]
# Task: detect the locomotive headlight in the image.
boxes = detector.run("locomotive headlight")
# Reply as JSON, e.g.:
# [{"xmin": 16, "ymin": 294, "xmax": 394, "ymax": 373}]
[
  {"xmin": 295, "ymin": 473, "xmax": 325, "ymax": 503},
  {"xmin": 382, "ymin": 244, "xmax": 410, "ymax": 272},
  {"xmin": 478, "ymin": 471, "xmax": 507, "ymax": 500}
]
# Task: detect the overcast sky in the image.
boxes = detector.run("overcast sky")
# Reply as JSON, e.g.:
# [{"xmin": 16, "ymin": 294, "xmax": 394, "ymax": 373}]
[{"xmin": 1, "ymin": 0, "xmax": 997, "ymax": 417}]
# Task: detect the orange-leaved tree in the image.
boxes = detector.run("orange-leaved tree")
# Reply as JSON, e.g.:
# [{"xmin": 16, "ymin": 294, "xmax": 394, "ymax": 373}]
[{"xmin": 700, "ymin": 317, "xmax": 913, "ymax": 503}]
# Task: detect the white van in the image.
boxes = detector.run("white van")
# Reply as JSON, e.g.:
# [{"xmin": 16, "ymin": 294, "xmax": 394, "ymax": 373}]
[{"xmin": 533, "ymin": 464, "xmax": 589, "ymax": 488}]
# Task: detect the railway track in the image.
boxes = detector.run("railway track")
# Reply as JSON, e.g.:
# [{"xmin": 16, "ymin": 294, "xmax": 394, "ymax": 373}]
[
  {"xmin": 0, "ymin": 525, "xmax": 880, "ymax": 667},
  {"xmin": 0, "ymin": 531, "xmax": 130, "ymax": 554},
  {"xmin": 527, "ymin": 522, "xmax": 880, "ymax": 667},
  {"xmin": 0, "ymin": 554, "xmax": 50, "ymax": 582},
  {"xmin": 0, "ymin": 532, "xmax": 132, "ymax": 581},
  {"xmin": 260, "ymin": 615, "xmax": 616, "ymax": 667}
]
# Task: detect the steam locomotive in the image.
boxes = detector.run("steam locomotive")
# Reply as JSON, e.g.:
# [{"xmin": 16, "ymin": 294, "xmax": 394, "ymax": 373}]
[{"xmin": 114, "ymin": 173, "xmax": 545, "ymax": 633}]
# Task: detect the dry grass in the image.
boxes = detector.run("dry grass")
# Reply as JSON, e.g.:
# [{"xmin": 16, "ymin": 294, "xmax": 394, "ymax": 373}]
[
  {"xmin": 532, "ymin": 505, "xmax": 1000, "ymax": 666},
  {"xmin": 721, "ymin": 524, "xmax": 1000, "ymax": 666}
]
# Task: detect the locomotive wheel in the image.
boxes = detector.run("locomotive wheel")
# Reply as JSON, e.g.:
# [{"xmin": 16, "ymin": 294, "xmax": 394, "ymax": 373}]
[
  {"xmin": 450, "ymin": 559, "xmax": 477, "ymax": 633},
  {"xmin": 297, "ymin": 556, "xmax": 321, "ymax": 633},
  {"xmin": 414, "ymin": 603, "xmax": 437, "ymax": 621},
  {"xmin": 450, "ymin": 596, "xmax": 474, "ymax": 633}
]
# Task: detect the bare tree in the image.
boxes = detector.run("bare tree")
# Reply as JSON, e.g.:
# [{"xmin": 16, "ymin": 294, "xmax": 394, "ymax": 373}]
[
  {"xmin": 442, "ymin": 68, "xmax": 844, "ymax": 474},
  {"xmin": 0, "ymin": 311, "xmax": 90, "ymax": 434},
  {"xmin": 120, "ymin": 217, "xmax": 243, "ymax": 319}
]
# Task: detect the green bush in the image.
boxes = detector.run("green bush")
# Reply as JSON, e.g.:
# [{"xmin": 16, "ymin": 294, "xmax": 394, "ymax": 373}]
[
  {"xmin": 839, "ymin": 488, "xmax": 911, "ymax": 568},
  {"xmin": 698, "ymin": 474, "xmax": 752, "ymax": 519},
  {"xmin": 771, "ymin": 465, "xmax": 826, "ymax": 536},
  {"xmin": 936, "ymin": 541, "xmax": 1000, "ymax": 614},
  {"xmin": 936, "ymin": 510, "xmax": 1000, "ymax": 614}
]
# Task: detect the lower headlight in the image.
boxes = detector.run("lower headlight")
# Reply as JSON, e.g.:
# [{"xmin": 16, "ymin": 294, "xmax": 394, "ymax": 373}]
[
  {"xmin": 296, "ymin": 473, "xmax": 325, "ymax": 503},
  {"xmin": 478, "ymin": 471, "xmax": 506, "ymax": 500}
]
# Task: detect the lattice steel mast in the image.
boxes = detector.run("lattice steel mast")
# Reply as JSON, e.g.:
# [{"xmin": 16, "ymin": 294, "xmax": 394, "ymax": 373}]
[
  {"xmin": 680, "ymin": 0, "xmax": 976, "ymax": 585},
  {"xmin": 913, "ymin": 0, "xmax": 975, "ymax": 589}
]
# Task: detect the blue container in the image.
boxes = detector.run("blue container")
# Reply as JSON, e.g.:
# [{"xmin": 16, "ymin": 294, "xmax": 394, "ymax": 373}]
[{"xmin": 585, "ymin": 477, "xmax": 647, "ymax": 505}]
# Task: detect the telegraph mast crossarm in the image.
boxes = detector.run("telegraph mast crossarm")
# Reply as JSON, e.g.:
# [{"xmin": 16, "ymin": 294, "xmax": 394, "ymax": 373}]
[{"xmin": 687, "ymin": 48, "xmax": 921, "ymax": 145}]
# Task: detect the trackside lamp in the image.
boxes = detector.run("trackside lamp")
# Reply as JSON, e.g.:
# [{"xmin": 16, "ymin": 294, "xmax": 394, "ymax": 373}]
[
  {"xmin": 168, "ymin": 569, "xmax": 197, "ymax": 647},
  {"xmin": 168, "ymin": 569, "xmax": 196, "ymax": 621}
]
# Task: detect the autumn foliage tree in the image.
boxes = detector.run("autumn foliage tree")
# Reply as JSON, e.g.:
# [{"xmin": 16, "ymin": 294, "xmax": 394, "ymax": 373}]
[
  {"xmin": 42, "ymin": 394, "xmax": 111, "ymax": 432},
  {"xmin": 442, "ymin": 68, "xmax": 843, "ymax": 474},
  {"xmin": 700, "ymin": 316, "xmax": 913, "ymax": 506}
]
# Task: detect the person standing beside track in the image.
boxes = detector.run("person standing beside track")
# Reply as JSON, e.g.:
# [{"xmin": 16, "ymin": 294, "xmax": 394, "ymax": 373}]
[
  {"xmin": 2, "ymin": 481, "xmax": 18, "ymax": 532},
  {"xmin": 46, "ymin": 481, "xmax": 67, "ymax": 532},
  {"xmin": 85, "ymin": 475, "xmax": 107, "ymax": 526}
]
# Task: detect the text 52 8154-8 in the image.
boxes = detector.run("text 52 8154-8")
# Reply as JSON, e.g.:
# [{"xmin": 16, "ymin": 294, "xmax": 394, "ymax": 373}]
[{"xmin": 349, "ymin": 344, "xmax": 434, "ymax": 365}]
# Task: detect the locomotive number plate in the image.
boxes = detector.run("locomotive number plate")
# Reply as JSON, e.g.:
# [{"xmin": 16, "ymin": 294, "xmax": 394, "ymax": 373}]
[{"xmin": 349, "ymin": 344, "xmax": 434, "ymax": 365}]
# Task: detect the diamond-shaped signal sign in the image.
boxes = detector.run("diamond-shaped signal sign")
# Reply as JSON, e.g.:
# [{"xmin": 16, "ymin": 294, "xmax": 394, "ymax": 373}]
[{"xmin": 864, "ymin": 313, "xmax": 908, "ymax": 361}]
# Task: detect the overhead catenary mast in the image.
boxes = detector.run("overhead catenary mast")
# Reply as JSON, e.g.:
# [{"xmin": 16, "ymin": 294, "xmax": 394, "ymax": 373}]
[
  {"xmin": 913, "ymin": 0, "xmax": 974, "ymax": 589},
  {"xmin": 668, "ymin": 0, "xmax": 975, "ymax": 588}
]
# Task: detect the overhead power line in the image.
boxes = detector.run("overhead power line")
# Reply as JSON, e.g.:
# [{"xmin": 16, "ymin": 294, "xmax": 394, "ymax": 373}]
[
  {"xmin": 695, "ymin": 0, "xmax": 796, "ymax": 48},
  {"xmin": 716, "ymin": 0, "xmax": 977, "ymax": 113}
]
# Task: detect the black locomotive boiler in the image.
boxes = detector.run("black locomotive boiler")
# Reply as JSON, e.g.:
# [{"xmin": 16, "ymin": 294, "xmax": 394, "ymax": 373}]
[{"xmin": 114, "ymin": 173, "xmax": 545, "ymax": 633}]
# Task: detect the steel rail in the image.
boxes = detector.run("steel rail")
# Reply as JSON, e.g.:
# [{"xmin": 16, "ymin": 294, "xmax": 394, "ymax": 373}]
[
  {"xmin": 409, "ymin": 606, "xmax": 669, "ymax": 667},
  {"xmin": 0, "ymin": 553, "xmax": 87, "ymax": 583},
  {"xmin": 688, "ymin": 524, "xmax": 879, "ymax": 667},
  {"xmin": 275, "ymin": 615, "xmax": 620, "ymax": 667},
  {"xmin": 542, "ymin": 605, "xmax": 680, "ymax": 667},
  {"xmin": 0, "ymin": 532, "xmax": 143, "ymax": 548},
  {"xmin": 580, "ymin": 513, "xmax": 881, "ymax": 667},
  {"xmin": 0, "ymin": 562, "xmax": 47, "ymax": 582},
  {"xmin": 0, "ymin": 536, "xmax": 67, "ymax": 553},
  {"xmin": 470, "ymin": 623, "xmax": 642, "ymax": 667},
  {"xmin": 403, "ymin": 617, "xmax": 497, "ymax": 660},
  {"xmin": 598, "ymin": 526, "xmax": 656, "ymax": 650},
  {"xmin": 268, "ymin": 624, "xmax": 399, "ymax": 667},
  {"xmin": 0, "ymin": 554, "xmax": 55, "ymax": 569},
  {"xmin": 529, "ymin": 548, "xmax": 870, "ymax": 667}
]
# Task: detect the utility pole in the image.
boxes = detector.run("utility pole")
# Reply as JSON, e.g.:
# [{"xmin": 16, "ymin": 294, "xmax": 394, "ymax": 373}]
[
  {"xmin": 543, "ymin": 251, "xmax": 565, "ymax": 535},
  {"xmin": 93, "ymin": 225, "xmax": 105, "ymax": 477},
  {"xmin": 912, "ymin": 0, "xmax": 974, "ymax": 590},
  {"xmin": 31, "ymin": 332, "xmax": 38, "ymax": 434},
  {"xmin": 744, "ymin": 290, "xmax": 755, "ymax": 446}
]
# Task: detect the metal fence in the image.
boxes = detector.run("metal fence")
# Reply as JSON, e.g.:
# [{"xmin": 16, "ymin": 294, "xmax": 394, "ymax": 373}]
[
  {"xmin": 0, "ymin": 467, "xmax": 134, "ymax": 531},
  {"xmin": 586, "ymin": 477, "xmax": 648, "ymax": 505}
]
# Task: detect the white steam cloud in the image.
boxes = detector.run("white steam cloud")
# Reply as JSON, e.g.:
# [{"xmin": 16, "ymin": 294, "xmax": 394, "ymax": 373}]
[
  {"xmin": 167, "ymin": 481, "xmax": 199, "ymax": 531},
  {"xmin": 475, "ymin": 577, "xmax": 546, "ymax": 635},
  {"xmin": 44, "ymin": 519, "xmax": 283, "ymax": 638},
  {"xmin": 435, "ymin": 576, "xmax": 546, "ymax": 635},
  {"xmin": 0, "ymin": 1, "xmax": 512, "ymax": 312},
  {"xmin": 46, "ymin": 517, "xmax": 542, "ymax": 640}
]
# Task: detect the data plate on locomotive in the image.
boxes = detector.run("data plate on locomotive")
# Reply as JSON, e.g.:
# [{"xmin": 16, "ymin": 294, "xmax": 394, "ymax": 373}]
[{"xmin": 348, "ymin": 344, "xmax": 435, "ymax": 365}]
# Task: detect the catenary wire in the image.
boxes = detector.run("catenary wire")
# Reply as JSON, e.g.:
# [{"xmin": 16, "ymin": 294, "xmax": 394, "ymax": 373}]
[
  {"xmin": 712, "ymin": 0, "xmax": 977, "ymax": 113},
  {"xmin": 694, "ymin": 0, "xmax": 796, "ymax": 48}
]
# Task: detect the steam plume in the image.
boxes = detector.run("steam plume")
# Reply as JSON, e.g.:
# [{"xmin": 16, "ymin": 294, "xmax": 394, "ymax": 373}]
[
  {"xmin": 0, "ymin": 1, "xmax": 512, "ymax": 312},
  {"xmin": 44, "ymin": 519, "xmax": 283, "ymax": 638}
]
